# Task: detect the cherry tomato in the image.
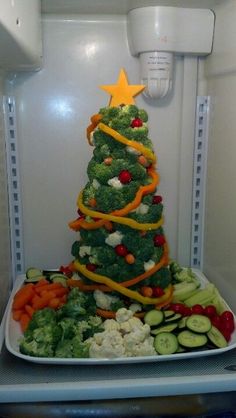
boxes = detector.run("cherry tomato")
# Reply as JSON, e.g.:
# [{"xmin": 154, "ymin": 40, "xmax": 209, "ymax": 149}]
[
  {"xmin": 192, "ymin": 304, "xmax": 204, "ymax": 315},
  {"xmin": 211, "ymin": 315, "xmax": 222, "ymax": 329},
  {"xmin": 152, "ymin": 287, "xmax": 165, "ymax": 297},
  {"xmin": 153, "ymin": 235, "xmax": 165, "ymax": 247},
  {"xmin": 204, "ymin": 305, "xmax": 217, "ymax": 318},
  {"xmin": 152, "ymin": 195, "xmax": 162, "ymax": 205},
  {"xmin": 182, "ymin": 307, "xmax": 192, "ymax": 317},
  {"xmin": 220, "ymin": 328, "xmax": 231, "ymax": 342},
  {"xmin": 222, "ymin": 320, "xmax": 235, "ymax": 334},
  {"xmin": 118, "ymin": 170, "xmax": 132, "ymax": 184},
  {"xmin": 220, "ymin": 310, "xmax": 234, "ymax": 322},
  {"xmin": 115, "ymin": 244, "xmax": 128, "ymax": 257},
  {"xmin": 169, "ymin": 303, "xmax": 186, "ymax": 315},
  {"xmin": 131, "ymin": 118, "xmax": 143, "ymax": 128},
  {"xmin": 86, "ymin": 263, "xmax": 97, "ymax": 272}
]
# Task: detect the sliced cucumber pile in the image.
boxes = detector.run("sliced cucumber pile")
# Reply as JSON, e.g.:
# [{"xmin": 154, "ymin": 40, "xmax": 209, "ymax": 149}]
[
  {"xmin": 144, "ymin": 310, "xmax": 228, "ymax": 355},
  {"xmin": 25, "ymin": 267, "xmax": 68, "ymax": 287}
]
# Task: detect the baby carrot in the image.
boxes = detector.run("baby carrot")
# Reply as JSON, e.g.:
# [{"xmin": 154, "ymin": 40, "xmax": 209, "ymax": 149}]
[
  {"xmin": 12, "ymin": 309, "xmax": 24, "ymax": 321},
  {"xmin": 20, "ymin": 313, "xmax": 31, "ymax": 333},
  {"xmin": 12, "ymin": 284, "xmax": 35, "ymax": 310}
]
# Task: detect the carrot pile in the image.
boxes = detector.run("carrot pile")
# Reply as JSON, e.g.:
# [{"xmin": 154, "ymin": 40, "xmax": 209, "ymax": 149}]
[{"xmin": 12, "ymin": 279, "xmax": 69, "ymax": 332}]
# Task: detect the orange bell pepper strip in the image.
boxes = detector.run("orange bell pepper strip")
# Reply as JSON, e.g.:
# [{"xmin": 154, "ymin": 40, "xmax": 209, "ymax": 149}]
[{"xmin": 87, "ymin": 114, "xmax": 102, "ymax": 145}]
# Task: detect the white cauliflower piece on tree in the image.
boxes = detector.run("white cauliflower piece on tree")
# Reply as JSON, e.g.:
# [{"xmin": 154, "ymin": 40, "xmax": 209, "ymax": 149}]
[
  {"xmin": 103, "ymin": 319, "xmax": 120, "ymax": 332},
  {"xmin": 105, "ymin": 231, "xmax": 123, "ymax": 247},
  {"xmin": 107, "ymin": 177, "xmax": 123, "ymax": 189},
  {"xmin": 116, "ymin": 308, "xmax": 133, "ymax": 323},
  {"xmin": 93, "ymin": 290, "xmax": 120, "ymax": 311}
]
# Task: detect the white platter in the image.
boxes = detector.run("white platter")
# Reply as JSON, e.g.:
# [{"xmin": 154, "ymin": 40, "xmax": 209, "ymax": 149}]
[{"xmin": 5, "ymin": 271, "xmax": 236, "ymax": 365}]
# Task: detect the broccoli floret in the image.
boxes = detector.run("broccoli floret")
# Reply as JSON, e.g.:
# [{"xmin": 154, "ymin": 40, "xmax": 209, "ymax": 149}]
[
  {"xmin": 122, "ymin": 233, "xmax": 154, "ymax": 261},
  {"xmin": 128, "ymin": 202, "xmax": 163, "ymax": 224},
  {"xmin": 60, "ymin": 288, "xmax": 97, "ymax": 317},
  {"xmin": 146, "ymin": 267, "xmax": 172, "ymax": 288},
  {"xmin": 174, "ymin": 268, "xmax": 199, "ymax": 284},
  {"xmin": 58, "ymin": 317, "xmax": 77, "ymax": 340},
  {"xmin": 93, "ymin": 143, "xmax": 111, "ymax": 162},
  {"xmin": 32, "ymin": 324, "xmax": 62, "ymax": 347},
  {"xmin": 27, "ymin": 308, "xmax": 56, "ymax": 332},
  {"xmin": 122, "ymin": 105, "xmax": 139, "ymax": 118},
  {"xmin": 75, "ymin": 315, "xmax": 104, "ymax": 340},
  {"xmin": 19, "ymin": 339, "xmax": 54, "ymax": 357},
  {"xmin": 72, "ymin": 335, "xmax": 91, "ymax": 358},
  {"xmin": 55, "ymin": 340, "xmax": 73, "ymax": 358},
  {"xmin": 110, "ymin": 114, "xmax": 131, "ymax": 130},
  {"xmin": 95, "ymin": 182, "xmax": 139, "ymax": 213},
  {"xmin": 87, "ymin": 159, "xmax": 113, "ymax": 184},
  {"xmin": 80, "ymin": 228, "xmax": 109, "ymax": 246},
  {"xmin": 99, "ymin": 106, "xmax": 120, "ymax": 124},
  {"xmin": 83, "ymin": 182, "xmax": 96, "ymax": 205},
  {"xmin": 138, "ymin": 109, "xmax": 148, "ymax": 122},
  {"xmin": 90, "ymin": 246, "xmax": 117, "ymax": 266}
]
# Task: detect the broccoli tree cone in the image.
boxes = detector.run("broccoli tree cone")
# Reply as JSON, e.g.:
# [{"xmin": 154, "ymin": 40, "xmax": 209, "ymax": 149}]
[{"xmin": 70, "ymin": 104, "xmax": 171, "ymax": 305}]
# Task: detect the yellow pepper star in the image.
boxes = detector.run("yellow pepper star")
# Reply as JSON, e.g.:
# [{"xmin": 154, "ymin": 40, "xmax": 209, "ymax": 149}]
[{"xmin": 100, "ymin": 69, "xmax": 145, "ymax": 107}]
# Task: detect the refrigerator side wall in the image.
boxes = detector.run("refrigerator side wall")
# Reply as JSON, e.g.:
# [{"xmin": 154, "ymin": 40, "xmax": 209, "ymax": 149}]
[
  {"xmin": 0, "ymin": 72, "xmax": 11, "ymax": 318},
  {"xmin": 204, "ymin": 0, "xmax": 236, "ymax": 311}
]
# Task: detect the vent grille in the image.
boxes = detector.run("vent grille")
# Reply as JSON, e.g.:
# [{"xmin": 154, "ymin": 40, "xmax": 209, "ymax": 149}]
[{"xmin": 4, "ymin": 96, "xmax": 24, "ymax": 279}]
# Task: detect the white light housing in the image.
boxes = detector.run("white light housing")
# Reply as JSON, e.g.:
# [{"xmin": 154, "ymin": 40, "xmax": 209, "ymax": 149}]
[{"xmin": 127, "ymin": 6, "xmax": 215, "ymax": 99}]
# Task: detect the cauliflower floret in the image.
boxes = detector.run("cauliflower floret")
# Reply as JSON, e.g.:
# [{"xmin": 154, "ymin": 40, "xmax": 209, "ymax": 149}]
[
  {"xmin": 103, "ymin": 319, "xmax": 120, "ymax": 332},
  {"xmin": 107, "ymin": 177, "xmax": 123, "ymax": 189},
  {"xmin": 129, "ymin": 303, "xmax": 142, "ymax": 314},
  {"xmin": 79, "ymin": 245, "xmax": 91, "ymax": 258},
  {"xmin": 89, "ymin": 330, "xmax": 126, "ymax": 358},
  {"xmin": 93, "ymin": 290, "xmax": 119, "ymax": 311},
  {"xmin": 132, "ymin": 203, "xmax": 149, "ymax": 215},
  {"xmin": 144, "ymin": 259, "xmax": 155, "ymax": 272},
  {"xmin": 92, "ymin": 178, "xmax": 100, "ymax": 189},
  {"xmin": 126, "ymin": 146, "xmax": 141, "ymax": 156},
  {"xmin": 105, "ymin": 231, "xmax": 123, "ymax": 247},
  {"xmin": 125, "ymin": 336, "xmax": 156, "ymax": 357},
  {"xmin": 116, "ymin": 308, "xmax": 133, "ymax": 323}
]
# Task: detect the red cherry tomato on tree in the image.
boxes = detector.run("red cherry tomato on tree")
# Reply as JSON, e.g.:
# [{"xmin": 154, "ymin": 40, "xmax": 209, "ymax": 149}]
[
  {"xmin": 115, "ymin": 244, "xmax": 128, "ymax": 257},
  {"xmin": 86, "ymin": 263, "xmax": 97, "ymax": 272},
  {"xmin": 131, "ymin": 118, "xmax": 143, "ymax": 128},
  {"xmin": 118, "ymin": 170, "xmax": 132, "ymax": 184},
  {"xmin": 152, "ymin": 195, "xmax": 163, "ymax": 205},
  {"xmin": 152, "ymin": 287, "xmax": 165, "ymax": 297},
  {"xmin": 153, "ymin": 235, "xmax": 165, "ymax": 247}
]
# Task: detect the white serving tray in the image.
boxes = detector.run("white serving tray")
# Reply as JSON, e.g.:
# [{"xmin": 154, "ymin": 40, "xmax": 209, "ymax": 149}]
[{"xmin": 5, "ymin": 271, "xmax": 236, "ymax": 365}]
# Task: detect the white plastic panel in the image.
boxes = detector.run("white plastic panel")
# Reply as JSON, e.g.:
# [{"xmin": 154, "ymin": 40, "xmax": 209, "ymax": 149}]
[
  {"xmin": 0, "ymin": 73, "xmax": 11, "ymax": 318},
  {"xmin": 5, "ymin": 15, "xmax": 196, "ymax": 271},
  {"xmin": 0, "ymin": 0, "xmax": 42, "ymax": 71}
]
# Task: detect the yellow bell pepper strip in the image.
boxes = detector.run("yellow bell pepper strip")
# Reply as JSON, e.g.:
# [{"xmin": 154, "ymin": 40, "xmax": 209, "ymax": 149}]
[
  {"xmin": 70, "ymin": 200, "xmax": 164, "ymax": 231},
  {"xmin": 87, "ymin": 114, "xmax": 102, "ymax": 145},
  {"xmin": 98, "ymin": 122, "xmax": 156, "ymax": 163},
  {"xmin": 73, "ymin": 259, "xmax": 172, "ymax": 305}
]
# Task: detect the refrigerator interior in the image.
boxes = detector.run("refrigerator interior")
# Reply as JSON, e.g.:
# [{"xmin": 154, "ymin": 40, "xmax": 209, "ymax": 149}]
[{"xmin": 1, "ymin": 0, "xmax": 236, "ymax": 408}]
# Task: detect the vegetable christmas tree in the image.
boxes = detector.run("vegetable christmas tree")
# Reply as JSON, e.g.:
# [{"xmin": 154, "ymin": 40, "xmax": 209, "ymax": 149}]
[{"xmin": 69, "ymin": 69, "xmax": 173, "ymax": 315}]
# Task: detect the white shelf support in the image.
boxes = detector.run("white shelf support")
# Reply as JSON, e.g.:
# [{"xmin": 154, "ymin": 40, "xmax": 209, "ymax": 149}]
[
  {"xmin": 4, "ymin": 96, "xmax": 24, "ymax": 280},
  {"xmin": 191, "ymin": 96, "xmax": 210, "ymax": 269}
]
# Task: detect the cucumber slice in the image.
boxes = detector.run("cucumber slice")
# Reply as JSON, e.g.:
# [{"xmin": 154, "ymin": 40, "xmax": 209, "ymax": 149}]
[
  {"xmin": 178, "ymin": 317, "xmax": 188, "ymax": 329},
  {"xmin": 177, "ymin": 330, "xmax": 208, "ymax": 348},
  {"xmin": 154, "ymin": 332, "xmax": 179, "ymax": 355},
  {"xmin": 165, "ymin": 313, "xmax": 182, "ymax": 323},
  {"xmin": 207, "ymin": 325, "xmax": 228, "ymax": 348},
  {"xmin": 50, "ymin": 274, "xmax": 68, "ymax": 287},
  {"xmin": 163, "ymin": 310, "xmax": 175, "ymax": 319},
  {"xmin": 25, "ymin": 267, "xmax": 45, "ymax": 283},
  {"xmin": 151, "ymin": 323, "xmax": 178, "ymax": 335},
  {"xmin": 144, "ymin": 310, "xmax": 164, "ymax": 327},
  {"xmin": 186, "ymin": 314, "xmax": 212, "ymax": 333}
]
